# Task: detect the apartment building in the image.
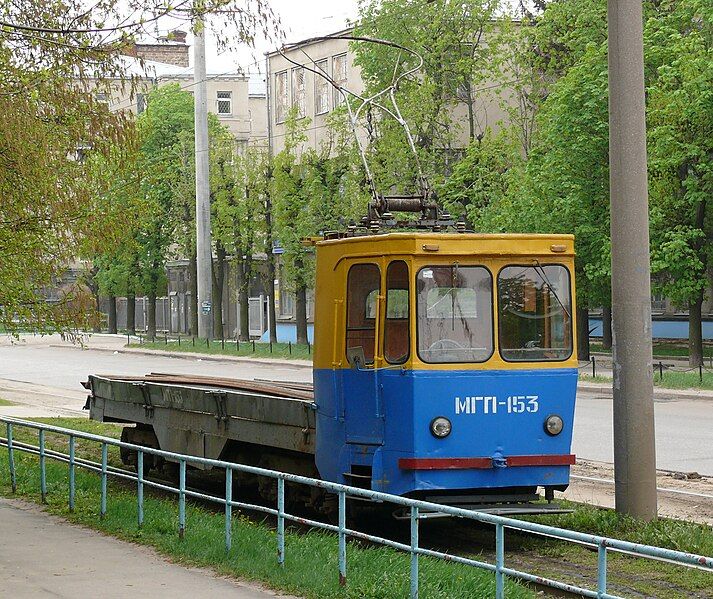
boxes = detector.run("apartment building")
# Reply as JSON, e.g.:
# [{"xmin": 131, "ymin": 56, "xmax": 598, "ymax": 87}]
[
  {"xmin": 266, "ymin": 28, "xmax": 363, "ymax": 154},
  {"xmin": 265, "ymin": 26, "xmax": 511, "ymax": 155},
  {"xmin": 98, "ymin": 31, "xmax": 267, "ymax": 146}
]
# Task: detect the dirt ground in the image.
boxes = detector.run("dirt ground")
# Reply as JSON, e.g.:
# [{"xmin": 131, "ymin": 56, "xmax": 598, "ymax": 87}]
[{"xmin": 566, "ymin": 459, "xmax": 713, "ymax": 525}]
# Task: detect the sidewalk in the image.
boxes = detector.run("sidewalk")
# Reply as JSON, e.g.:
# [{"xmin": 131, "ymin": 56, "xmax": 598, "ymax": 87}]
[{"xmin": 0, "ymin": 497, "xmax": 297, "ymax": 599}]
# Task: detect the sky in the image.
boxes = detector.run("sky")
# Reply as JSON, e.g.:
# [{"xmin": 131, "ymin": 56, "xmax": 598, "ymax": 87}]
[{"xmin": 152, "ymin": 0, "xmax": 359, "ymax": 79}]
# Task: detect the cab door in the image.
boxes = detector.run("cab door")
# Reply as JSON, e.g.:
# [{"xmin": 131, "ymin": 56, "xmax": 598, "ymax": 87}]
[{"xmin": 343, "ymin": 261, "xmax": 384, "ymax": 444}]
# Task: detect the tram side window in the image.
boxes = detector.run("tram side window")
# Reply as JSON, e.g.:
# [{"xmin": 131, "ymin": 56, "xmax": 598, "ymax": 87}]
[
  {"xmin": 417, "ymin": 265, "xmax": 493, "ymax": 363},
  {"xmin": 384, "ymin": 261, "xmax": 410, "ymax": 364},
  {"xmin": 346, "ymin": 264, "xmax": 380, "ymax": 365},
  {"xmin": 498, "ymin": 265, "xmax": 572, "ymax": 361}
]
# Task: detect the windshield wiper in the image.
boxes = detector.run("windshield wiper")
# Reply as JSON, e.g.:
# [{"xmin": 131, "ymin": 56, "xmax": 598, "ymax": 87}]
[{"xmin": 533, "ymin": 260, "xmax": 571, "ymax": 320}]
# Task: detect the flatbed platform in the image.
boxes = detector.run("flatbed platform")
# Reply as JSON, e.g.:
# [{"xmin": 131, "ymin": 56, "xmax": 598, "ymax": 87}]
[{"xmin": 86, "ymin": 374, "xmax": 316, "ymax": 461}]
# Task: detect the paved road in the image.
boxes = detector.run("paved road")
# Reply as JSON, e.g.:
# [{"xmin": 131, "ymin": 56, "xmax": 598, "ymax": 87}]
[
  {"xmin": 0, "ymin": 497, "xmax": 296, "ymax": 599},
  {"xmin": 571, "ymin": 389, "xmax": 713, "ymax": 475},
  {"xmin": 1, "ymin": 337, "xmax": 711, "ymax": 475}
]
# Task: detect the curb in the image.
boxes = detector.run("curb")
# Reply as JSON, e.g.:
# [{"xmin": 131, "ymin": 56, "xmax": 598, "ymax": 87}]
[
  {"xmin": 51, "ymin": 344, "xmax": 313, "ymax": 370},
  {"xmin": 577, "ymin": 381, "xmax": 713, "ymax": 402}
]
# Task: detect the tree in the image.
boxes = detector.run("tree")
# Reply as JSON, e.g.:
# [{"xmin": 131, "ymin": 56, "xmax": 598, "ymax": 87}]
[
  {"xmin": 272, "ymin": 110, "xmax": 367, "ymax": 343},
  {"xmin": 133, "ymin": 84, "xmax": 195, "ymax": 338},
  {"xmin": 212, "ymin": 140, "xmax": 267, "ymax": 341},
  {"xmin": 353, "ymin": 0, "xmax": 505, "ymax": 196},
  {"xmin": 647, "ymin": 0, "xmax": 712, "ymax": 366},
  {"xmin": 0, "ymin": 0, "xmax": 276, "ymax": 334}
]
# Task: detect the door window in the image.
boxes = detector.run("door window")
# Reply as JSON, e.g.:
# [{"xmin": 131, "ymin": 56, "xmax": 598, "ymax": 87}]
[
  {"xmin": 384, "ymin": 261, "xmax": 410, "ymax": 364},
  {"xmin": 346, "ymin": 264, "xmax": 380, "ymax": 364}
]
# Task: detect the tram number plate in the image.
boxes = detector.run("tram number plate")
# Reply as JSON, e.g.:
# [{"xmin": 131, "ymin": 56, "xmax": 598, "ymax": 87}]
[{"xmin": 455, "ymin": 395, "xmax": 539, "ymax": 415}]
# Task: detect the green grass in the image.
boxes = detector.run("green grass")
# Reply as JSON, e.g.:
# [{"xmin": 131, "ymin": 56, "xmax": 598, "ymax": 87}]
[
  {"xmin": 0, "ymin": 418, "xmax": 532, "ymax": 599},
  {"xmin": 129, "ymin": 339, "xmax": 313, "ymax": 361},
  {"xmin": 580, "ymin": 370, "xmax": 713, "ymax": 391},
  {"xmin": 520, "ymin": 502, "xmax": 713, "ymax": 598},
  {"xmin": 0, "ymin": 398, "xmax": 15, "ymax": 406},
  {"xmin": 591, "ymin": 341, "xmax": 713, "ymax": 360},
  {"xmin": 528, "ymin": 500, "xmax": 713, "ymax": 557}
]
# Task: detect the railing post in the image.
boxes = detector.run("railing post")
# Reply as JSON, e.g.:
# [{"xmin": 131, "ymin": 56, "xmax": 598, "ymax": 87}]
[
  {"xmin": 100, "ymin": 442, "xmax": 108, "ymax": 519},
  {"xmin": 277, "ymin": 477, "xmax": 285, "ymax": 566},
  {"xmin": 338, "ymin": 491, "xmax": 346, "ymax": 586},
  {"xmin": 178, "ymin": 459, "xmax": 186, "ymax": 539},
  {"xmin": 39, "ymin": 429, "xmax": 46, "ymax": 502},
  {"xmin": 225, "ymin": 467, "xmax": 232, "ymax": 553},
  {"xmin": 495, "ymin": 523, "xmax": 505, "ymax": 599},
  {"xmin": 597, "ymin": 542, "xmax": 608, "ymax": 598},
  {"xmin": 137, "ymin": 449, "xmax": 144, "ymax": 527},
  {"xmin": 410, "ymin": 506, "xmax": 419, "ymax": 599},
  {"xmin": 68, "ymin": 435, "xmax": 75, "ymax": 512},
  {"xmin": 6, "ymin": 423, "xmax": 16, "ymax": 493}
]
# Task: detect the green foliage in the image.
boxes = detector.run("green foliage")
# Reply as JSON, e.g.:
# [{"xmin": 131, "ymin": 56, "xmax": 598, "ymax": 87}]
[
  {"xmin": 0, "ymin": 16, "xmax": 136, "ymax": 332},
  {"xmin": 439, "ymin": 132, "xmax": 521, "ymax": 228},
  {"xmin": 647, "ymin": 0, "xmax": 713, "ymax": 308},
  {"xmin": 272, "ymin": 110, "xmax": 367, "ymax": 290}
]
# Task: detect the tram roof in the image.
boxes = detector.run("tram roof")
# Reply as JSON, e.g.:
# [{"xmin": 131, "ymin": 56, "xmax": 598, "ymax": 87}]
[{"xmin": 314, "ymin": 232, "xmax": 575, "ymax": 258}]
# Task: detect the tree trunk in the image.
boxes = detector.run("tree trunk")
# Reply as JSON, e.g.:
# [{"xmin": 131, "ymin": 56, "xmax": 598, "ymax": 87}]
[
  {"xmin": 107, "ymin": 295, "xmax": 117, "ymax": 334},
  {"xmin": 238, "ymin": 257, "xmax": 250, "ymax": 341},
  {"xmin": 189, "ymin": 250, "xmax": 198, "ymax": 337},
  {"xmin": 295, "ymin": 281, "xmax": 308, "ymax": 345},
  {"xmin": 466, "ymin": 84, "xmax": 476, "ymax": 142},
  {"xmin": 688, "ymin": 197, "xmax": 707, "ymax": 367},
  {"xmin": 602, "ymin": 305, "xmax": 612, "ymax": 350},
  {"xmin": 147, "ymin": 291, "xmax": 157, "ymax": 340},
  {"xmin": 126, "ymin": 294, "xmax": 136, "ymax": 336},
  {"xmin": 689, "ymin": 291, "xmax": 704, "ymax": 367},
  {"xmin": 264, "ymin": 193, "xmax": 278, "ymax": 344},
  {"xmin": 86, "ymin": 267, "xmax": 101, "ymax": 333},
  {"xmin": 576, "ymin": 306, "xmax": 590, "ymax": 362},
  {"xmin": 212, "ymin": 243, "xmax": 226, "ymax": 340},
  {"xmin": 91, "ymin": 292, "xmax": 101, "ymax": 333}
]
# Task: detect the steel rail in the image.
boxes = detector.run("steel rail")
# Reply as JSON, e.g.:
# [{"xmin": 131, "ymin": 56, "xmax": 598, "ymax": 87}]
[{"xmin": 2, "ymin": 417, "xmax": 711, "ymax": 599}]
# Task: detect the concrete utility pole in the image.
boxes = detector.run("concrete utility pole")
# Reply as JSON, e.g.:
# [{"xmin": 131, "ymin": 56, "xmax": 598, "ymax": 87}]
[
  {"xmin": 607, "ymin": 0, "xmax": 657, "ymax": 519},
  {"xmin": 194, "ymin": 18, "xmax": 213, "ymax": 340}
]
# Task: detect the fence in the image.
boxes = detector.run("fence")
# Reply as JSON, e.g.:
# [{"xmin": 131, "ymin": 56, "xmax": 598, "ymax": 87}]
[{"xmin": 2, "ymin": 416, "xmax": 711, "ymax": 599}]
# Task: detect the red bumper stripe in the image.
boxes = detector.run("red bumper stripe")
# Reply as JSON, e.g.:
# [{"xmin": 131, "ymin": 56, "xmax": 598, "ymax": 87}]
[{"xmin": 398, "ymin": 454, "xmax": 576, "ymax": 471}]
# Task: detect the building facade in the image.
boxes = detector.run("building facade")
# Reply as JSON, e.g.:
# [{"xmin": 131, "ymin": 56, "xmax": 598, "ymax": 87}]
[{"xmin": 99, "ymin": 32, "xmax": 267, "ymax": 146}]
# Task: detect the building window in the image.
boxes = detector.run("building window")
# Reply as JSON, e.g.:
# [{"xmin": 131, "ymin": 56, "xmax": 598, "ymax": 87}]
[
  {"xmin": 315, "ymin": 59, "xmax": 329, "ymax": 115},
  {"xmin": 95, "ymin": 92, "xmax": 108, "ymax": 104},
  {"xmin": 275, "ymin": 70, "xmax": 288, "ymax": 123},
  {"xmin": 332, "ymin": 53, "xmax": 348, "ymax": 108},
  {"xmin": 217, "ymin": 91, "xmax": 232, "ymax": 115},
  {"xmin": 291, "ymin": 67, "xmax": 306, "ymax": 118},
  {"xmin": 137, "ymin": 93, "xmax": 146, "ymax": 114}
]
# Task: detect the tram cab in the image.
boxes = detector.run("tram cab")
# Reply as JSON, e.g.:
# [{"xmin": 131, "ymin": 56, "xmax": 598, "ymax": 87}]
[{"xmin": 312, "ymin": 232, "xmax": 578, "ymax": 511}]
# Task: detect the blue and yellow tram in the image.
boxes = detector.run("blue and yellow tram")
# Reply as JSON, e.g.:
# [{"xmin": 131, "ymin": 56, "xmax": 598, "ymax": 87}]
[{"xmin": 312, "ymin": 232, "xmax": 577, "ymax": 511}]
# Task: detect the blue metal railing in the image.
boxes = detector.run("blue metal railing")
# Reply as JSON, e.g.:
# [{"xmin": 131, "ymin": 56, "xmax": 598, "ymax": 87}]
[{"xmin": 2, "ymin": 416, "xmax": 711, "ymax": 598}]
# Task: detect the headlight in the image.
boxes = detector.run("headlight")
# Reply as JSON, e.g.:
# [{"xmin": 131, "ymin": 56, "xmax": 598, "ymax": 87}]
[
  {"xmin": 430, "ymin": 417, "xmax": 452, "ymax": 438},
  {"xmin": 544, "ymin": 414, "xmax": 564, "ymax": 436}
]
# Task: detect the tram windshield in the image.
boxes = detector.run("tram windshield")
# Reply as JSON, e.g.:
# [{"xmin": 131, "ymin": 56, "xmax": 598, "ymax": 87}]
[
  {"xmin": 498, "ymin": 264, "xmax": 572, "ymax": 361},
  {"xmin": 416, "ymin": 265, "xmax": 493, "ymax": 363}
]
